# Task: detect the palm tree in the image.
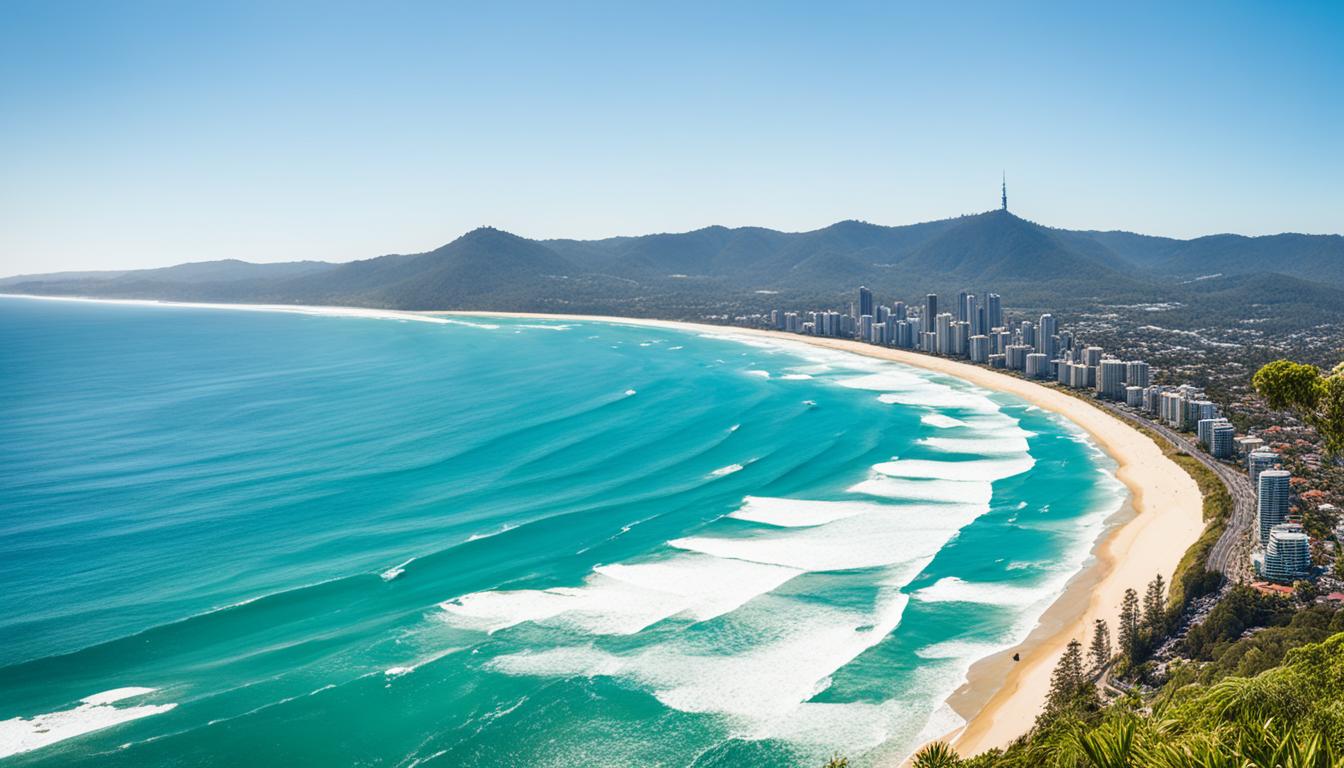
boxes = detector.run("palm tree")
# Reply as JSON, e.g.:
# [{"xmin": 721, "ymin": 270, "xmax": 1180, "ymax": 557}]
[{"xmin": 911, "ymin": 741, "xmax": 961, "ymax": 768}]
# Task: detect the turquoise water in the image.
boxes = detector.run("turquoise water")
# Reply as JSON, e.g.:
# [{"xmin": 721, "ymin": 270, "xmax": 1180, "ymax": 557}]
[{"xmin": 0, "ymin": 297, "xmax": 1123, "ymax": 766}]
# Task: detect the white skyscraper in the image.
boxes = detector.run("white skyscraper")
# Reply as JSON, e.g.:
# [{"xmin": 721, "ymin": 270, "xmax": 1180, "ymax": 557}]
[{"xmin": 1257, "ymin": 469, "xmax": 1292, "ymax": 547}]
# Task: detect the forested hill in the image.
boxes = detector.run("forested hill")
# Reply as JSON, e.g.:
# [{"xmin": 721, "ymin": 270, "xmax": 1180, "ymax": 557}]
[{"xmin": 4, "ymin": 210, "xmax": 1343, "ymax": 328}]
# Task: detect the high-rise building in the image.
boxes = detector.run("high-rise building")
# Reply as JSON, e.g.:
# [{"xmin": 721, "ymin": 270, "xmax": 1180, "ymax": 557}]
[
  {"xmin": 986, "ymin": 293, "xmax": 1002, "ymax": 329},
  {"xmin": 1248, "ymin": 450, "xmax": 1281, "ymax": 487},
  {"xmin": 1068, "ymin": 363, "xmax": 1090, "ymax": 389},
  {"xmin": 1037, "ymin": 314, "xmax": 1057, "ymax": 357},
  {"xmin": 1262, "ymin": 522, "xmax": 1311, "ymax": 583},
  {"xmin": 936, "ymin": 313, "xmax": 954, "ymax": 355},
  {"xmin": 1198, "ymin": 417, "xmax": 1230, "ymax": 449},
  {"xmin": 969, "ymin": 335, "xmax": 989, "ymax": 363},
  {"xmin": 958, "ymin": 321, "xmax": 973, "ymax": 355},
  {"xmin": 1025, "ymin": 353, "xmax": 1050, "ymax": 378},
  {"xmin": 964, "ymin": 294, "xmax": 980, "ymax": 334},
  {"xmin": 859, "ymin": 314, "xmax": 874, "ymax": 342},
  {"xmin": 1005, "ymin": 344, "xmax": 1031, "ymax": 370},
  {"xmin": 858, "ymin": 286, "xmax": 873, "ymax": 319},
  {"xmin": 1125, "ymin": 386, "xmax": 1144, "ymax": 407},
  {"xmin": 893, "ymin": 301, "xmax": 907, "ymax": 321},
  {"xmin": 1211, "ymin": 422, "xmax": 1236, "ymax": 460},
  {"xmin": 925, "ymin": 294, "xmax": 938, "ymax": 330},
  {"xmin": 1097, "ymin": 359, "xmax": 1128, "ymax": 400},
  {"xmin": 1257, "ymin": 469, "xmax": 1292, "ymax": 547},
  {"xmin": 1125, "ymin": 361, "xmax": 1150, "ymax": 389},
  {"xmin": 1019, "ymin": 321, "xmax": 1036, "ymax": 349},
  {"xmin": 956, "ymin": 290, "xmax": 970, "ymax": 322}
]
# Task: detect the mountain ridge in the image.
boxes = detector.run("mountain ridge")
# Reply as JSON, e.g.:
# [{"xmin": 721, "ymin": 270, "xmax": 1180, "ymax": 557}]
[{"xmin": 4, "ymin": 211, "xmax": 1342, "ymax": 325}]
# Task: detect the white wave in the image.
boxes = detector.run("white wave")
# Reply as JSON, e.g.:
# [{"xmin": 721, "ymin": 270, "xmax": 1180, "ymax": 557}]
[
  {"xmin": 384, "ymin": 647, "xmax": 463, "ymax": 678},
  {"xmin": 624, "ymin": 389, "xmax": 637, "ymax": 396},
  {"xmin": 488, "ymin": 590, "xmax": 911, "ymax": 727},
  {"xmin": 518, "ymin": 323, "xmax": 573, "ymax": 331},
  {"xmin": 779, "ymin": 373, "xmax": 813, "ymax": 380},
  {"xmin": 877, "ymin": 390, "xmax": 998, "ymax": 412},
  {"xmin": 669, "ymin": 503, "xmax": 985, "ymax": 573},
  {"xmin": 728, "ymin": 424, "xmax": 740, "ymax": 432},
  {"xmin": 913, "ymin": 701, "xmax": 968, "ymax": 746},
  {"xmin": 380, "ymin": 557, "xmax": 415, "ymax": 582},
  {"xmin": 835, "ymin": 372, "xmax": 926, "ymax": 391},
  {"xmin": 958, "ymin": 415, "xmax": 1035, "ymax": 437},
  {"xmin": 873, "ymin": 455, "xmax": 1035, "ymax": 482},
  {"xmin": 745, "ymin": 370, "xmax": 771, "ymax": 378},
  {"xmin": 919, "ymin": 436, "xmax": 1030, "ymax": 455},
  {"xmin": 668, "ymin": 345, "xmax": 684, "ymax": 350},
  {"xmin": 0, "ymin": 688, "xmax": 176, "ymax": 759},
  {"xmin": 913, "ymin": 577, "xmax": 1051, "ymax": 607},
  {"xmin": 729, "ymin": 496, "xmax": 893, "ymax": 527},
  {"xmin": 787, "ymin": 364, "xmax": 832, "ymax": 375},
  {"xmin": 847, "ymin": 475, "xmax": 993, "ymax": 506},
  {"xmin": 709, "ymin": 463, "xmax": 744, "ymax": 477},
  {"xmin": 466, "ymin": 523, "xmax": 518, "ymax": 542},
  {"xmin": 440, "ymin": 554, "xmax": 801, "ymax": 635},
  {"xmin": 913, "ymin": 639, "xmax": 1006, "ymax": 660},
  {"xmin": 921, "ymin": 414, "xmax": 969, "ymax": 429}
]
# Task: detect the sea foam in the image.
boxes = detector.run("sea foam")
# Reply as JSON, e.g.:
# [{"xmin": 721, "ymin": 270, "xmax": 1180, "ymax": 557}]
[
  {"xmin": 0, "ymin": 688, "xmax": 176, "ymax": 759},
  {"xmin": 440, "ymin": 554, "xmax": 802, "ymax": 635},
  {"xmin": 872, "ymin": 455, "xmax": 1035, "ymax": 482},
  {"xmin": 728, "ymin": 496, "xmax": 892, "ymax": 527}
]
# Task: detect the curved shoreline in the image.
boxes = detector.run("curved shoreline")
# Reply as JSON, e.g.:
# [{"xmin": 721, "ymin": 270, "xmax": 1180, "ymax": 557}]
[
  {"xmin": 439, "ymin": 310, "xmax": 1206, "ymax": 759},
  {"xmin": 2, "ymin": 296, "xmax": 1206, "ymax": 759}
]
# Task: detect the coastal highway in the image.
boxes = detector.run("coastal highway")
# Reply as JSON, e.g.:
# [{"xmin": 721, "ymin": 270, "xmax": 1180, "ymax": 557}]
[{"xmin": 1091, "ymin": 400, "xmax": 1256, "ymax": 582}]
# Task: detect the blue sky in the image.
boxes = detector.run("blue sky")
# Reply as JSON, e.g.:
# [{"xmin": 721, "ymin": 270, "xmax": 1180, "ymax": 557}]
[{"xmin": 2, "ymin": 1, "xmax": 1341, "ymax": 274}]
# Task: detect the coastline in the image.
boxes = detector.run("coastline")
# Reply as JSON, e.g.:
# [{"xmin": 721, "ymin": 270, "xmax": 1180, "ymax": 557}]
[
  {"xmin": 437, "ymin": 310, "xmax": 1206, "ymax": 758},
  {"xmin": 3, "ymin": 296, "xmax": 1206, "ymax": 759}
]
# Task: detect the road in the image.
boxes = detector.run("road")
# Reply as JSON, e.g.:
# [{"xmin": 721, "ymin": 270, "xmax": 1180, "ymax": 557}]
[{"xmin": 1092, "ymin": 400, "xmax": 1256, "ymax": 582}]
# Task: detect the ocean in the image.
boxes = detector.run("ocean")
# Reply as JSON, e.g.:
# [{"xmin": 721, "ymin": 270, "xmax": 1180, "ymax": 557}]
[{"xmin": 0, "ymin": 297, "xmax": 1124, "ymax": 766}]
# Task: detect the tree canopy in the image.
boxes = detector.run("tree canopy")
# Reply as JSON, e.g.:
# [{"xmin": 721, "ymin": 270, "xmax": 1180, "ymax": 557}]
[{"xmin": 1253, "ymin": 359, "xmax": 1344, "ymax": 455}]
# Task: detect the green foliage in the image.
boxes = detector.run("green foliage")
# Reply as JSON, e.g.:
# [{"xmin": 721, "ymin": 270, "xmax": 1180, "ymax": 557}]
[
  {"xmin": 1254, "ymin": 359, "xmax": 1344, "ymax": 455},
  {"xmin": 964, "ymin": 631, "xmax": 1344, "ymax": 767},
  {"xmin": 1193, "ymin": 605, "xmax": 1344, "ymax": 684},
  {"xmin": 912, "ymin": 741, "xmax": 962, "ymax": 768},
  {"xmin": 821, "ymin": 753, "xmax": 849, "ymax": 768},
  {"xmin": 1118, "ymin": 589, "xmax": 1141, "ymax": 663},
  {"xmin": 1255, "ymin": 359, "xmax": 1327, "ymax": 411},
  {"xmin": 1183, "ymin": 585, "xmax": 1293, "ymax": 661},
  {"xmin": 1045, "ymin": 639, "xmax": 1100, "ymax": 719},
  {"xmin": 1142, "ymin": 574, "xmax": 1167, "ymax": 635},
  {"xmin": 1089, "ymin": 619, "xmax": 1112, "ymax": 671},
  {"xmin": 1072, "ymin": 715, "xmax": 1134, "ymax": 768}
]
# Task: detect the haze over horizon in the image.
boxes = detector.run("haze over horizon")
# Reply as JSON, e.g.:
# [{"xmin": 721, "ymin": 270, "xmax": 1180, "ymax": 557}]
[{"xmin": 3, "ymin": 1, "xmax": 1342, "ymax": 275}]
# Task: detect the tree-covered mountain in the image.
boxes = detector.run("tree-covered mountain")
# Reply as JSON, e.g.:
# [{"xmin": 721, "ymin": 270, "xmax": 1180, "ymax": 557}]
[
  {"xmin": 1063, "ymin": 228, "xmax": 1344, "ymax": 286},
  {"xmin": 4, "ymin": 210, "xmax": 1342, "ymax": 326}
]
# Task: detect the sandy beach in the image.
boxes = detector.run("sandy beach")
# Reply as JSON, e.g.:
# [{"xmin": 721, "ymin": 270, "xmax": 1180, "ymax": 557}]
[
  {"xmin": 444, "ymin": 310, "xmax": 1207, "ymax": 758},
  {"xmin": 4, "ymin": 296, "xmax": 1207, "ymax": 758}
]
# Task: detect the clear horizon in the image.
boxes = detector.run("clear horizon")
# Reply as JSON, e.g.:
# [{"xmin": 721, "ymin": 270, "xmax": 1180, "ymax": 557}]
[{"xmin": 3, "ymin": 1, "xmax": 1342, "ymax": 274}]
